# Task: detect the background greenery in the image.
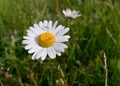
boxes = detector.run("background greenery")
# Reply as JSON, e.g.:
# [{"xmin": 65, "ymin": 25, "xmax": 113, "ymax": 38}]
[{"xmin": 0, "ymin": 0, "xmax": 120, "ymax": 86}]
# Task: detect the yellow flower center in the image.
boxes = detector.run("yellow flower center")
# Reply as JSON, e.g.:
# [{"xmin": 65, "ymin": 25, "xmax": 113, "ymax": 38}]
[
  {"xmin": 38, "ymin": 32, "xmax": 55, "ymax": 47},
  {"xmin": 67, "ymin": 13, "xmax": 73, "ymax": 17}
]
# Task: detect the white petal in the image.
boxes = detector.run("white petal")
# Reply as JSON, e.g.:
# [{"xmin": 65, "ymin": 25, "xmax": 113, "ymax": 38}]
[
  {"xmin": 29, "ymin": 26, "xmax": 39, "ymax": 35},
  {"xmin": 22, "ymin": 40, "xmax": 30, "ymax": 44},
  {"xmin": 23, "ymin": 36, "xmax": 31, "ymax": 40},
  {"xmin": 34, "ymin": 23, "xmax": 45, "ymax": 34},
  {"xmin": 25, "ymin": 44, "xmax": 40, "ymax": 50},
  {"xmin": 51, "ymin": 21, "xmax": 58, "ymax": 32},
  {"xmin": 48, "ymin": 21, "xmax": 52, "ymax": 31},
  {"xmin": 47, "ymin": 47, "xmax": 56, "ymax": 59},
  {"xmin": 22, "ymin": 40, "xmax": 36, "ymax": 45},
  {"xmin": 34, "ymin": 45, "xmax": 43, "ymax": 50},
  {"xmin": 33, "ymin": 24, "xmax": 43, "ymax": 34},
  {"xmin": 67, "ymin": 9, "xmax": 71, "ymax": 14},
  {"xmin": 53, "ymin": 25, "xmax": 62, "ymax": 35},
  {"xmin": 55, "ymin": 50, "xmax": 62, "ymax": 56},
  {"xmin": 56, "ymin": 52, "xmax": 61, "ymax": 56},
  {"xmin": 38, "ymin": 21, "xmax": 43, "ymax": 28},
  {"xmin": 23, "ymin": 36, "xmax": 35, "ymax": 41},
  {"xmin": 41, "ymin": 48, "xmax": 47, "ymax": 61},
  {"xmin": 27, "ymin": 30, "xmax": 36, "ymax": 37},
  {"xmin": 40, "ymin": 20, "xmax": 48, "ymax": 31},
  {"xmin": 56, "ymin": 43, "xmax": 68, "ymax": 48},
  {"xmin": 43, "ymin": 20, "xmax": 48, "ymax": 27},
  {"xmin": 56, "ymin": 28, "xmax": 69, "ymax": 36},
  {"xmin": 32, "ymin": 51, "xmax": 38, "ymax": 60},
  {"xmin": 28, "ymin": 48, "xmax": 37, "ymax": 54},
  {"xmin": 52, "ymin": 44, "xmax": 65, "ymax": 52},
  {"xmin": 35, "ymin": 49, "xmax": 44, "ymax": 59},
  {"xmin": 25, "ymin": 44, "xmax": 33, "ymax": 50},
  {"xmin": 55, "ymin": 35, "xmax": 70, "ymax": 42},
  {"xmin": 39, "ymin": 21, "xmax": 47, "ymax": 31},
  {"xmin": 33, "ymin": 24, "xmax": 39, "ymax": 29},
  {"xmin": 62, "ymin": 10, "xmax": 66, "ymax": 15},
  {"xmin": 32, "ymin": 48, "xmax": 47, "ymax": 60}
]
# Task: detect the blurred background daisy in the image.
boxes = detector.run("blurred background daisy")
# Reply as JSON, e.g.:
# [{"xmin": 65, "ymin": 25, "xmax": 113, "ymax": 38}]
[{"xmin": 62, "ymin": 9, "xmax": 81, "ymax": 19}]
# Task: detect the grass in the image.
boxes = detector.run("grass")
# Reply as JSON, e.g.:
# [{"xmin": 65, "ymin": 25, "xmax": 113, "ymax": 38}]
[{"xmin": 0, "ymin": 0, "xmax": 120, "ymax": 86}]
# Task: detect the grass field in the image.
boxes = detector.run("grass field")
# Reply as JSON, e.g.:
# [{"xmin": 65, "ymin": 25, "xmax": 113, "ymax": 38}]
[{"xmin": 0, "ymin": 0, "xmax": 120, "ymax": 86}]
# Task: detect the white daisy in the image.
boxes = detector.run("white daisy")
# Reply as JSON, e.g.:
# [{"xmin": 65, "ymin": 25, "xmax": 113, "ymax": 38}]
[
  {"xmin": 22, "ymin": 20, "xmax": 70, "ymax": 61},
  {"xmin": 62, "ymin": 9, "xmax": 81, "ymax": 19}
]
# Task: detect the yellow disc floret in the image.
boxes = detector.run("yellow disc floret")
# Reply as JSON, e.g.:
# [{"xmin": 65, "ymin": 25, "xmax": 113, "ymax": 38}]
[
  {"xmin": 38, "ymin": 32, "xmax": 55, "ymax": 47},
  {"xmin": 67, "ymin": 13, "xmax": 73, "ymax": 17}
]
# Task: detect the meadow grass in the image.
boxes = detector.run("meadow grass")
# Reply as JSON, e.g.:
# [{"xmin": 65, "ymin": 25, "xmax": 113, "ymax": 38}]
[{"xmin": 0, "ymin": 0, "xmax": 120, "ymax": 86}]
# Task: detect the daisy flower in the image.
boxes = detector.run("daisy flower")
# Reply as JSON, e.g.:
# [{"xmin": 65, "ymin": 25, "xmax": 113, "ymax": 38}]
[
  {"xmin": 62, "ymin": 9, "xmax": 81, "ymax": 19},
  {"xmin": 22, "ymin": 20, "xmax": 70, "ymax": 61}
]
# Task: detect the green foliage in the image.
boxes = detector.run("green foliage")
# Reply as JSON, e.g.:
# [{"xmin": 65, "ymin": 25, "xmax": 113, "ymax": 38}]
[{"xmin": 0, "ymin": 0, "xmax": 120, "ymax": 86}]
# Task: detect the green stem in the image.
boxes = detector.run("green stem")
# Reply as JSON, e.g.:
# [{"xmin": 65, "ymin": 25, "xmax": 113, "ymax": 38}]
[{"xmin": 67, "ymin": 18, "xmax": 71, "ymax": 28}]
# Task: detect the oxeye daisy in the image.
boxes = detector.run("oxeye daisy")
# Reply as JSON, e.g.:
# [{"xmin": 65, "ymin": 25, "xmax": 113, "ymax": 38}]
[
  {"xmin": 62, "ymin": 9, "xmax": 81, "ymax": 19},
  {"xmin": 22, "ymin": 20, "xmax": 70, "ymax": 61}
]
